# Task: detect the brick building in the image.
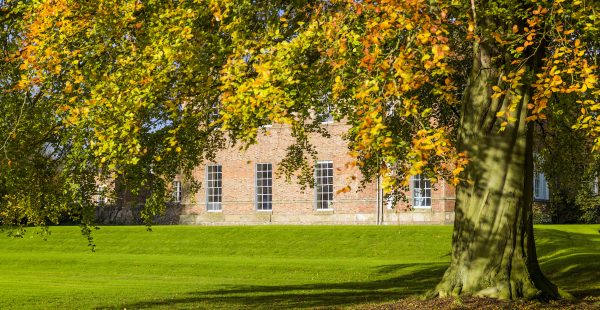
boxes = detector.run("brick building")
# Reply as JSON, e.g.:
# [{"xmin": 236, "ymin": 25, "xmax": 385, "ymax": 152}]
[{"xmin": 177, "ymin": 122, "xmax": 457, "ymax": 225}]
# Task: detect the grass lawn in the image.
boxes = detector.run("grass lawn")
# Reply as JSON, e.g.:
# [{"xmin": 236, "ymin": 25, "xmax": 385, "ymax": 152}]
[{"xmin": 0, "ymin": 224, "xmax": 598, "ymax": 309}]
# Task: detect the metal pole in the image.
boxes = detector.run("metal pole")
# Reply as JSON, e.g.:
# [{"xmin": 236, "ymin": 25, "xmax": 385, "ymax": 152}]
[{"xmin": 376, "ymin": 174, "xmax": 380, "ymax": 225}]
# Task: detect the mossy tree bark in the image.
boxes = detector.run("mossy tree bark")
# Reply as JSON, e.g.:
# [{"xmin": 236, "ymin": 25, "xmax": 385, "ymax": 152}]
[{"xmin": 433, "ymin": 20, "xmax": 562, "ymax": 300}]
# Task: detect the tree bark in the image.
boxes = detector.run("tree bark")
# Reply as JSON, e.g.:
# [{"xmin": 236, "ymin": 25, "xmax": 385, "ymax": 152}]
[{"xmin": 433, "ymin": 36, "xmax": 563, "ymax": 300}]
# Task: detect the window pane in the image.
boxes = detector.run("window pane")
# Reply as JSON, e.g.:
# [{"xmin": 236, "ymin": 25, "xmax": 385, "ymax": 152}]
[
  {"xmin": 256, "ymin": 163, "xmax": 273, "ymax": 210},
  {"xmin": 315, "ymin": 161, "xmax": 334, "ymax": 209},
  {"xmin": 172, "ymin": 181, "xmax": 182, "ymax": 202},
  {"xmin": 206, "ymin": 164, "xmax": 222, "ymax": 211},
  {"xmin": 412, "ymin": 174, "xmax": 431, "ymax": 208}
]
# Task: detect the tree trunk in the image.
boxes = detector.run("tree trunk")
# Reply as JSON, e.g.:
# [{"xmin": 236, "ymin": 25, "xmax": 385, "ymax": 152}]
[{"xmin": 433, "ymin": 37, "xmax": 563, "ymax": 300}]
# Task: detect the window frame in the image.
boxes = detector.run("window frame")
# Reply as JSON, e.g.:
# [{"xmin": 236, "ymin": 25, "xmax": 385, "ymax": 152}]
[
  {"xmin": 205, "ymin": 164, "xmax": 223, "ymax": 211},
  {"xmin": 411, "ymin": 174, "xmax": 432, "ymax": 209},
  {"xmin": 314, "ymin": 160, "xmax": 334, "ymax": 210},
  {"xmin": 255, "ymin": 163, "xmax": 273, "ymax": 211},
  {"xmin": 320, "ymin": 104, "xmax": 334, "ymax": 124},
  {"xmin": 208, "ymin": 101, "xmax": 221, "ymax": 129},
  {"xmin": 173, "ymin": 180, "xmax": 182, "ymax": 203},
  {"xmin": 533, "ymin": 171, "xmax": 550, "ymax": 201},
  {"xmin": 96, "ymin": 185, "xmax": 107, "ymax": 205}
]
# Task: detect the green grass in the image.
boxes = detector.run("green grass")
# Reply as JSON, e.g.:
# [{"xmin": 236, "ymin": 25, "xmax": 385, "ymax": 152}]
[{"xmin": 0, "ymin": 224, "xmax": 598, "ymax": 309}]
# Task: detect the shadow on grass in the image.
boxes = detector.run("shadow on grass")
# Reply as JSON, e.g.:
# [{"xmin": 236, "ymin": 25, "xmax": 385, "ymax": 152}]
[
  {"xmin": 112, "ymin": 227, "xmax": 599, "ymax": 309},
  {"xmin": 535, "ymin": 227, "xmax": 600, "ymax": 297},
  {"xmin": 113, "ymin": 263, "xmax": 448, "ymax": 309}
]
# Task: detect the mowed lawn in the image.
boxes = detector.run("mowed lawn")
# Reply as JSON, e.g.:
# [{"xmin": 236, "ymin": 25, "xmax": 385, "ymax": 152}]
[{"xmin": 0, "ymin": 225, "xmax": 598, "ymax": 309}]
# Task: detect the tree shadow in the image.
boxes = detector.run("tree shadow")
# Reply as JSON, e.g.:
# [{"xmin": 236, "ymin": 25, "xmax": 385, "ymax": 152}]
[
  {"xmin": 104, "ymin": 227, "xmax": 599, "ymax": 309},
  {"xmin": 535, "ymin": 227, "xmax": 600, "ymax": 297},
  {"xmin": 109, "ymin": 263, "xmax": 447, "ymax": 309}
]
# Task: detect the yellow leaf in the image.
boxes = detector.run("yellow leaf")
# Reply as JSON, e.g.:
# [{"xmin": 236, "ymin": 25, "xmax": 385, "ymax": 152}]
[
  {"xmin": 452, "ymin": 167, "xmax": 464, "ymax": 175},
  {"xmin": 64, "ymin": 81, "xmax": 72, "ymax": 93},
  {"xmin": 336, "ymin": 186, "xmax": 351, "ymax": 194}
]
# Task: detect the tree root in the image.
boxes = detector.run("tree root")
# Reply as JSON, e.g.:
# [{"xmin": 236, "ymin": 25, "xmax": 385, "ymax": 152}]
[{"xmin": 428, "ymin": 273, "xmax": 570, "ymax": 301}]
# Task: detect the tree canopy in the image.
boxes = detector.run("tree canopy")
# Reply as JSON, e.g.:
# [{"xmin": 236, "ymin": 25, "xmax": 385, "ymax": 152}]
[
  {"xmin": 217, "ymin": 0, "xmax": 598, "ymax": 191},
  {"xmin": 1, "ymin": 0, "xmax": 599, "ymax": 300}
]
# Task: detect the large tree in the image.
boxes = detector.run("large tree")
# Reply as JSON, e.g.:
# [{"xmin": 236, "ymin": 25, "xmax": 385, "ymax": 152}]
[
  {"xmin": 1, "ymin": 0, "xmax": 598, "ymax": 300},
  {"xmin": 215, "ymin": 0, "xmax": 598, "ymax": 300},
  {"xmin": 1, "ymin": 0, "xmax": 228, "ymax": 234}
]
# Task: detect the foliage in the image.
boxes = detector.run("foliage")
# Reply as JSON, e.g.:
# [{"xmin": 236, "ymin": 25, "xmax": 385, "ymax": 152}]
[
  {"xmin": 0, "ymin": 0, "xmax": 599, "ymax": 299},
  {"xmin": 536, "ymin": 100, "xmax": 600, "ymax": 223},
  {"xmin": 0, "ymin": 1, "xmax": 70, "ymax": 235},
  {"xmin": 575, "ymin": 189, "xmax": 600, "ymax": 224},
  {"xmin": 575, "ymin": 186, "xmax": 600, "ymax": 223},
  {"xmin": 216, "ymin": 0, "xmax": 598, "ymax": 196},
  {"xmin": 218, "ymin": 0, "xmax": 469, "ymax": 194},
  {"xmin": 1, "ymin": 0, "xmax": 227, "ymax": 233},
  {"xmin": 1, "ymin": 0, "xmax": 597, "ymax": 224}
]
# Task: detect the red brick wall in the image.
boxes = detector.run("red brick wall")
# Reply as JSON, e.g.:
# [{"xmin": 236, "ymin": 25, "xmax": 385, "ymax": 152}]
[{"xmin": 180, "ymin": 123, "xmax": 456, "ymax": 225}]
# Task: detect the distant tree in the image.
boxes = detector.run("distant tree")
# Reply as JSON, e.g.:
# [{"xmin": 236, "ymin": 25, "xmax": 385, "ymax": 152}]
[{"xmin": 536, "ymin": 99, "xmax": 600, "ymax": 224}]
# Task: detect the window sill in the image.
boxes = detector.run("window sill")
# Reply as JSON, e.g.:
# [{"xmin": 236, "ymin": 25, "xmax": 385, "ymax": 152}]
[
  {"xmin": 315, "ymin": 209, "xmax": 334, "ymax": 215},
  {"xmin": 412, "ymin": 207, "xmax": 432, "ymax": 211}
]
